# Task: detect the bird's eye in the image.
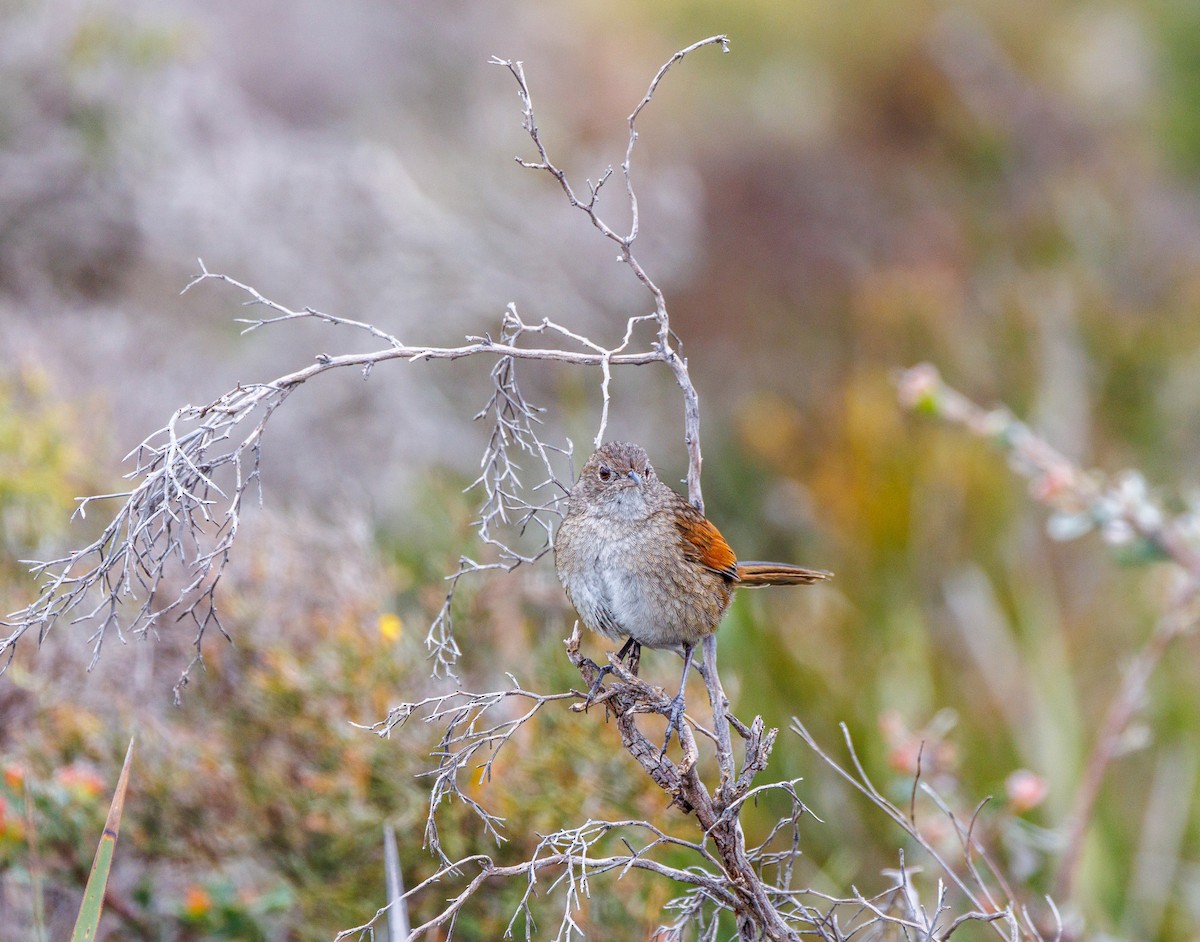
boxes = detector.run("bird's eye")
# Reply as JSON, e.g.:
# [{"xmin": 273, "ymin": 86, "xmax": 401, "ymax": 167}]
[
  {"xmin": 644, "ymin": 465, "xmax": 653, "ymax": 478},
  {"xmin": 597, "ymin": 465, "xmax": 613, "ymax": 482}
]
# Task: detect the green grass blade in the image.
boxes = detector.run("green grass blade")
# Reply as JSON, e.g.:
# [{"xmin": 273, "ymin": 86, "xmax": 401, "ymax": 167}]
[
  {"xmin": 70, "ymin": 737, "xmax": 135, "ymax": 942},
  {"xmin": 24, "ymin": 775, "xmax": 45, "ymax": 942}
]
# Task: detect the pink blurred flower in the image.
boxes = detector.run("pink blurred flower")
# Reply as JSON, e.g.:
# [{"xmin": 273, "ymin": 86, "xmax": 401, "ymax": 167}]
[{"xmin": 1005, "ymin": 769, "xmax": 1048, "ymax": 813}]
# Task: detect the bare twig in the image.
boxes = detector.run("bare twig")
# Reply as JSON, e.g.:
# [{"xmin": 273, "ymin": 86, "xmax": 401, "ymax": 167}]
[
  {"xmin": 792, "ymin": 717, "xmax": 1043, "ymax": 942},
  {"xmin": 492, "ymin": 34, "xmax": 728, "ymax": 511},
  {"xmin": 360, "ymin": 680, "xmax": 581, "ymax": 866},
  {"xmin": 0, "ymin": 277, "xmax": 669, "ymax": 683}
]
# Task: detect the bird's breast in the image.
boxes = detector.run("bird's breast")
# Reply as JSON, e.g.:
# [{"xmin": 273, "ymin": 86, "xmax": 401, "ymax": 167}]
[{"xmin": 555, "ymin": 506, "xmax": 733, "ymax": 650}]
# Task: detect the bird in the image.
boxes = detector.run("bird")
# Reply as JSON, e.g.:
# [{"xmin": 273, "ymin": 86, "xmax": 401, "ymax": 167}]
[{"xmin": 553, "ymin": 441, "xmax": 830, "ymax": 752}]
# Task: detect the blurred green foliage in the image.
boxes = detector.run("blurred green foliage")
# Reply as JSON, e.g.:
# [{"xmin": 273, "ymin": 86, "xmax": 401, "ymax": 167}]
[
  {"xmin": 0, "ymin": 367, "xmax": 90, "ymax": 564},
  {"xmin": 1152, "ymin": 0, "xmax": 1200, "ymax": 172}
]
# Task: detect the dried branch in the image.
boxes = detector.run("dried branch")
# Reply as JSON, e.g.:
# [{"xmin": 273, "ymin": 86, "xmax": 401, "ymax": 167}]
[
  {"xmin": 334, "ymin": 826, "xmax": 733, "ymax": 942},
  {"xmin": 792, "ymin": 717, "xmax": 1046, "ymax": 942},
  {"xmin": 0, "ymin": 274, "xmax": 674, "ymax": 683},
  {"xmin": 354, "ymin": 665, "xmax": 1026, "ymax": 941},
  {"xmin": 492, "ymin": 33, "xmax": 728, "ymax": 512},
  {"xmin": 368, "ymin": 614, "xmax": 1038, "ymax": 940},
  {"xmin": 360, "ymin": 679, "xmax": 580, "ymax": 867},
  {"xmin": 356, "ymin": 633, "xmax": 801, "ymax": 939}
]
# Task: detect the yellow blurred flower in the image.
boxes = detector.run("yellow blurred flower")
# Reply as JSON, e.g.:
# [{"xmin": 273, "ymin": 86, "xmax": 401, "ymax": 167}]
[
  {"xmin": 378, "ymin": 612, "xmax": 403, "ymax": 643},
  {"xmin": 0, "ymin": 798, "xmax": 25, "ymax": 843}
]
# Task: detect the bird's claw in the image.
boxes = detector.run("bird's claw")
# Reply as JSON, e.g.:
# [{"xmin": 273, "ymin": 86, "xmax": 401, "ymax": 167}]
[
  {"xmin": 583, "ymin": 664, "xmax": 615, "ymax": 710},
  {"xmin": 660, "ymin": 692, "xmax": 687, "ymax": 757}
]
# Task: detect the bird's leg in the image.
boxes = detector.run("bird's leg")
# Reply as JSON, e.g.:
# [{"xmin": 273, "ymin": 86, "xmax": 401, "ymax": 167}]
[
  {"xmin": 585, "ymin": 637, "xmax": 641, "ymax": 706},
  {"xmin": 624, "ymin": 638, "xmax": 642, "ymax": 676},
  {"xmin": 661, "ymin": 643, "xmax": 695, "ymax": 756}
]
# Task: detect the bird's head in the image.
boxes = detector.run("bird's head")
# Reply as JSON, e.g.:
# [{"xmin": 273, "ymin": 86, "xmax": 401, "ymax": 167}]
[{"xmin": 571, "ymin": 441, "xmax": 658, "ymax": 520}]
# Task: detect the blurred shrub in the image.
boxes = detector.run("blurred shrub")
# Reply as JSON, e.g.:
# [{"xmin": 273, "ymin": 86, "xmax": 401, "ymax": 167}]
[
  {"xmin": 0, "ymin": 379, "xmax": 675, "ymax": 939},
  {"xmin": 0, "ymin": 364, "xmax": 93, "ymax": 565}
]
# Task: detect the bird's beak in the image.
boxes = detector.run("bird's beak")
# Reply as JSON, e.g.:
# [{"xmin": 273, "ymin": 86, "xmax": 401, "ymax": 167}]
[{"xmin": 626, "ymin": 469, "xmax": 642, "ymax": 485}]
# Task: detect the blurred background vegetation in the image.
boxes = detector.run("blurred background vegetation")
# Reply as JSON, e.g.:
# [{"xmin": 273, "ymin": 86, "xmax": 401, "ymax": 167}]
[{"xmin": 3, "ymin": 0, "xmax": 1200, "ymax": 938}]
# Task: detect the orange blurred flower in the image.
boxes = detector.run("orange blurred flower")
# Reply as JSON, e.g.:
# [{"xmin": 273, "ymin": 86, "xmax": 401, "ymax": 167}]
[
  {"xmin": 2, "ymin": 763, "xmax": 25, "ymax": 791},
  {"xmin": 54, "ymin": 763, "xmax": 106, "ymax": 799},
  {"xmin": 183, "ymin": 884, "xmax": 212, "ymax": 918}
]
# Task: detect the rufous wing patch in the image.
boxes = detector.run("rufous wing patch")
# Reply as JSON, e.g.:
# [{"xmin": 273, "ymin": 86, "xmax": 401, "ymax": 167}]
[{"xmin": 674, "ymin": 503, "xmax": 739, "ymax": 581}]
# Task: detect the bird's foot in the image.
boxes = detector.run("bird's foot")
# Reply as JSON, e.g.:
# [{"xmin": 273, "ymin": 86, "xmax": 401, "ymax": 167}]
[
  {"xmin": 660, "ymin": 691, "xmax": 687, "ymax": 757},
  {"xmin": 583, "ymin": 664, "xmax": 616, "ymax": 710},
  {"xmin": 613, "ymin": 637, "xmax": 642, "ymax": 677},
  {"xmin": 579, "ymin": 640, "xmax": 642, "ymax": 712}
]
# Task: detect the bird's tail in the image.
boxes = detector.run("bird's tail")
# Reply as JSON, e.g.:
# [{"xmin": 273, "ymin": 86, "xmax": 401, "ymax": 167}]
[{"xmin": 735, "ymin": 562, "xmax": 832, "ymax": 586}]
